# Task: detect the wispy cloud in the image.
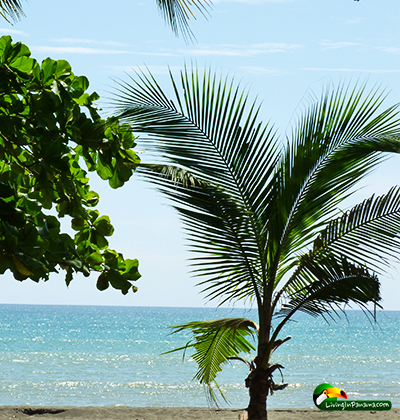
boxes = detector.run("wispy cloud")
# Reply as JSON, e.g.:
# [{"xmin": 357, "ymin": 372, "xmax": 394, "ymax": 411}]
[
  {"xmin": 107, "ymin": 65, "xmax": 183, "ymax": 76},
  {"xmin": 31, "ymin": 46, "xmax": 131, "ymax": 55},
  {"xmin": 129, "ymin": 51, "xmax": 179, "ymax": 57},
  {"xmin": 54, "ymin": 38, "xmax": 125, "ymax": 47},
  {"xmin": 319, "ymin": 40, "xmax": 364, "ymax": 50},
  {"xmin": 346, "ymin": 17, "xmax": 365, "ymax": 24},
  {"xmin": 377, "ymin": 46, "xmax": 400, "ymax": 54},
  {"xmin": 30, "ymin": 43, "xmax": 179, "ymax": 57},
  {"xmin": 303, "ymin": 67, "xmax": 400, "ymax": 74},
  {"xmin": 319, "ymin": 40, "xmax": 400, "ymax": 55},
  {"xmin": 182, "ymin": 42, "xmax": 302, "ymax": 57},
  {"xmin": 240, "ymin": 66, "xmax": 284, "ymax": 75},
  {"xmin": 0, "ymin": 28, "xmax": 29, "ymax": 37}
]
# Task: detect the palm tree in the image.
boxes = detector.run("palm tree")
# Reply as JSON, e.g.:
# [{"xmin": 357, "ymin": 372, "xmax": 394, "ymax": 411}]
[
  {"xmin": 0, "ymin": 0, "xmax": 211, "ymax": 40},
  {"xmin": 113, "ymin": 67, "xmax": 400, "ymax": 420}
]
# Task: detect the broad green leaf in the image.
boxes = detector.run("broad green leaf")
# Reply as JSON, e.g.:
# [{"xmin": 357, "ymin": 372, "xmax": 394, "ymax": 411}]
[
  {"xmin": 123, "ymin": 258, "xmax": 141, "ymax": 280},
  {"xmin": 94, "ymin": 215, "xmax": 114, "ymax": 236},
  {"xmin": 70, "ymin": 75, "xmax": 89, "ymax": 93},
  {"xmin": 96, "ymin": 272, "xmax": 109, "ymax": 291},
  {"xmin": 40, "ymin": 57, "xmax": 57, "ymax": 85},
  {"xmin": 9, "ymin": 55, "xmax": 35, "ymax": 74},
  {"xmin": 87, "ymin": 251, "xmax": 104, "ymax": 265},
  {"xmin": 0, "ymin": 35, "xmax": 12, "ymax": 62},
  {"xmin": 65, "ymin": 266, "xmax": 73, "ymax": 286},
  {"xmin": 84, "ymin": 190, "xmax": 100, "ymax": 207},
  {"xmin": 8, "ymin": 41, "xmax": 30, "ymax": 64},
  {"xmin": 55, "ymin": 60, "xmax": 72, "ymax": 79},
  {"xmin": 12, "ymin": 254, "xmax": 32, "ymax": 276},
  {"xmin": 71, "ymin": 217, "xmax": 87, "ymax": 231}
]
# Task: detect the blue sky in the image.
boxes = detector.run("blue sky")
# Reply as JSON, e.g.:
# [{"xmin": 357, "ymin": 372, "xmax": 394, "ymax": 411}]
[{"xmin": 1, "ymin": 0, "xmax": 400, "ymax": 309}]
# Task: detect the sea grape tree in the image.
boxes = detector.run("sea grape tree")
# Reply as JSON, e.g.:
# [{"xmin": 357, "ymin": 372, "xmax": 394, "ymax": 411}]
[{"xmin": 0, "ymin": 35, "xmax": 141, "ymax": 293}]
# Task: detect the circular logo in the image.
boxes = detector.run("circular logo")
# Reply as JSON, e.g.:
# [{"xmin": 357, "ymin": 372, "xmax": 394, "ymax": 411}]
[{"xmin": 313, "ymin": 383, "xmax": 347, "ymax": 408}]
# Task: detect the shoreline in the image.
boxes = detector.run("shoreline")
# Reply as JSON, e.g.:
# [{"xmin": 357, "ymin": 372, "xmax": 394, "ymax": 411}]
[{"xmin": 0, "ymin": 406, "xmax": 398, "ymax": 419}]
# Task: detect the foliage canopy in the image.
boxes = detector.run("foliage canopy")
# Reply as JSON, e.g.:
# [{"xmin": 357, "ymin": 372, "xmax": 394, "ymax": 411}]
[{"xmin": 0, "ymin": 35, "xmax": 141, "ymax": 294}]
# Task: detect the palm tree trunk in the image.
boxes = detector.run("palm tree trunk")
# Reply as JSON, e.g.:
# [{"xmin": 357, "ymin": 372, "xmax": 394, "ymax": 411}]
[
  {"xmin": 247, "ymin": 367, "xmax": 270, "ymax": 420},
  {"xmin": 241, "ymin": 366, "xmax": 270, "ymax": 420},
  {"xmin": 241, "ymin": 303, "xmax": 272, "ymax": 419}
]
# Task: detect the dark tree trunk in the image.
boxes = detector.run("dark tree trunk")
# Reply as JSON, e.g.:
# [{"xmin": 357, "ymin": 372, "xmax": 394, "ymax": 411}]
[
  {"xmin": 240, "ymin": 356, "xmax": 288, "ymax": 419},
  {"xmin": 243, "ymin": 366, "xmax": 270, "ymax": 420}
]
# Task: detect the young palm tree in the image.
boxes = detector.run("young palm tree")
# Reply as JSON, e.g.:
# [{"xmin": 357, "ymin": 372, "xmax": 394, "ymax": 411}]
[{"xmin": 113, "ymin": 67, "xmax": 400, "ymax": 420}]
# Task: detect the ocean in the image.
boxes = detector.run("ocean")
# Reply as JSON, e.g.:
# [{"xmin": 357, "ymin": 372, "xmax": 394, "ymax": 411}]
[{"xmin": 0, "ymin": 305, "xmax": 398, "ymax": 408}]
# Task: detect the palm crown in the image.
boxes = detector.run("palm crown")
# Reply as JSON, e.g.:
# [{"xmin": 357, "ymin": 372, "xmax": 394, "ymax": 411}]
[{"xmin": 113, "ymin": 67, "xmax": 400, "ymax": 417}]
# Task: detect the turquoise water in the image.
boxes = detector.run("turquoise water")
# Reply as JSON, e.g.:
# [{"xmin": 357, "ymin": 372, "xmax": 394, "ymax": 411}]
[{"xmin": 0, "ymin": 305, "xmax": 398, "ymax": 408}]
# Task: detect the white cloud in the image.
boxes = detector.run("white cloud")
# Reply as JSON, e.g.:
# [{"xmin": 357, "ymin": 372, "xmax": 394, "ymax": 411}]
[
  {"xmin": 377, "ymin": 46, "xmax": 400, "ymax": 54},
  {"xmin": 30, "ymin": 46, "xmax": 131, "ymax": 55},
  {"xmin": 240, "ymin": 66, "xmax": 283, "ymax": 75},
  {"xmin": 130, "ymin": 51, "xmax": 179, "ymax": 57},
  {"xmin": 319, "ymin": 40, "xmax": 364, "ymax": 50},
  {"xmin": 107, "ymin": 65, "xmax": 183, "ymax": 76},
  {"xmin": 320, "ymin": 40, "xmax": 400, "ymax": 55},
  {"xmin": 54, "ymin": 38, "xmax": 125, "ymax": 47},
  {"xmin": 30, "ymin": 44, "xmax": 179, "ymax": 57},
  {"xmin": 346, "ymin": 17, "xmax": 365, "ymax": 24},
  {"xmin": 183, "ymin": 42, "xmax": 302, "ymax": 57},
  {"xmin": 0, "ymin": 28, "xmax": 29, "ymax": 37},
  {"xmin": 303, "ymin": 67, "xmax": 400, "ymax": 74}
]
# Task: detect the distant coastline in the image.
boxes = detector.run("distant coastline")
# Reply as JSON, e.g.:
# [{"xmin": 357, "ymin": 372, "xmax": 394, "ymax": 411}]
[{"xmin": 1, "ymin": 302, "xmax": 399, "ymax": 311}]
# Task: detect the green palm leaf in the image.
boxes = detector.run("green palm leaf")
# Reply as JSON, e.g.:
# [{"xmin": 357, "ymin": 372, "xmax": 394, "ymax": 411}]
[
  {"xmin": 165, "ymin": 317, "xmax": 258, "ymax": 403},
  {"xmin": 140, "ymin": 164, "xmax": 264, "ymax": 303},
  {"xmin": 271, "ymin": 254, "xmax": 382, "ymax": 344},
  {"xmin": 156, "ymin": 0, "xmax": 211, "ymax": 41},
  {"xmin": 114, "ymin": 66, "xmax": 282, "ymax": 301},
  {"xmin": 0, "ymin": 0, "xmax": 24, "ymax": 22},
  {"xmin": 268, "ymin": 85, "xmax": 400, "ymax": 283},
  {"xmin": 274, "ymin": 186, "xmax": 400, "ymax": 303},
  {"xmin": 313, "ymin": 186, "xmax": 400, "ymax": 269}
]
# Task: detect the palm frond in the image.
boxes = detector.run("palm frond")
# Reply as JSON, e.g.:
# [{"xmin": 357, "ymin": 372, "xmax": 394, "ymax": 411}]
[
  {"xmin": 269, "ymin": 84, "xmax": 400, "ymax": 282},
  {"xmin": 270, "ymin": 253, "xmax": 382, "ymax": 347},
  {"xmin": 114, "ymin": 67, "xmax": 281, "ymax": 199},
  {"xmin": 274, "ymin": 186, "xmax": 400, "ymax": 306},
  {"xmin": 165, "ymin": 317, "xmax": 258, "ymax": 404},
  {"xmin": 114, "ymin": 66, "xmax": 282, "ymax": 301},
  {"xmin": 139, "ymin": 164, "xmax": 264, "ymax": 304},
  {"xmin": 156, "ymin": 0, "xmax": 212, "ymax": 41},
  {"xmin": 313, "ymin": 186, "xmax": 400, "ymax": 268},
  {"xmin": 0, "ymin": 0, "xmax": 24, "ymax": 22}
]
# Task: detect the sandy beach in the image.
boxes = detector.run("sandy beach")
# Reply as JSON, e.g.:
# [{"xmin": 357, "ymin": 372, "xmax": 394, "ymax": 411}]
[{"xmin": 0, "ymin": 406, "xmax": 398, "ymax": 420}]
